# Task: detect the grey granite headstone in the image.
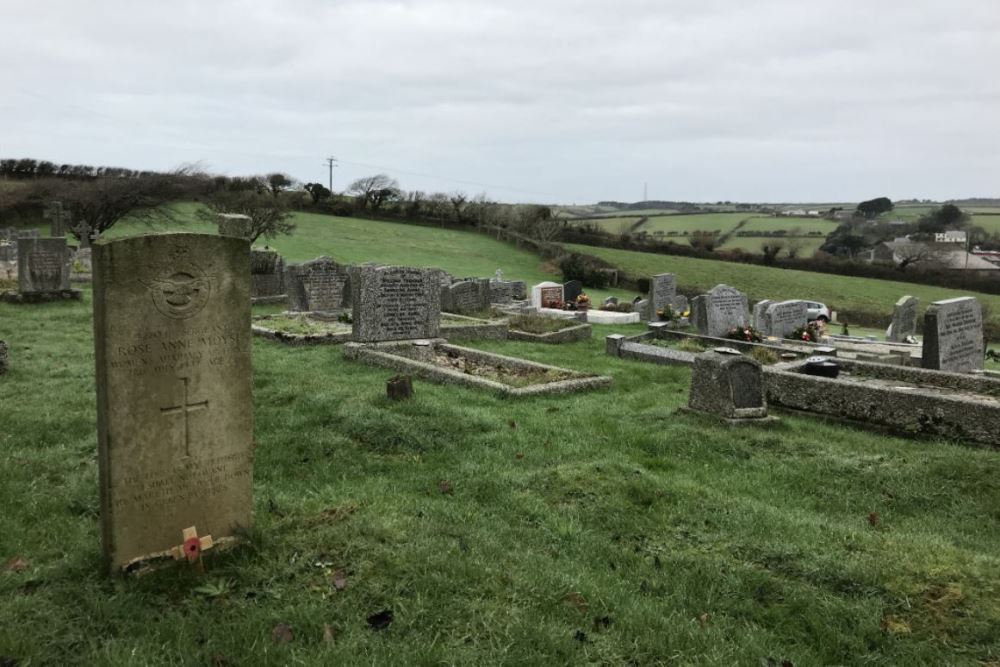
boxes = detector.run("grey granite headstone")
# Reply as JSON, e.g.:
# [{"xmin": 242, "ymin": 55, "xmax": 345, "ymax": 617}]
[
  {"xmin": 249, "ymin": 248, "xmax": 286, "ymax": 301},
  {"xmin": 762, "ymin": 300, "xmax": 808, "ymax": 338},
  {"xmin": 752, "ymin": 299, "xmax": 774, "ymax": 331},
  {"xmin": 285, "ymin": 256, "xmax": 350, "ymax": 313},
  {"xmin": 672, "ymin": 294, "xmax": 690, "ymax": 314},
  {"xmin": 351, "ymin": 265, "xmax": 444, "ymax": 342},
  {"xmin": 0, "ymin": 242, "xmax": 15, "ymax": 262},
  {"xmin": 445, "ymin": 279, "xmax": 491, "ymax": 315},
  {"xmin": 217, "ymin": 214, "xmax": 254, "ymax": 240},
  {"xmin": 635, "ymin": 298, "xmax": 650, "ymax": 320},
  {"xmin": 694, "ymin": 285, "xmax": 749, "ymax": 337},
  {"xmin": 688, "ymin": 349, "xmax": 768, "ymax": 420},
  {"xmin": 647, "ymin": 273, "xmax": 676, "ymax": 320},
  {"xmin": 489, "ymin": 281, "xmax": 514, "ymax": 304},
  {"xmin": 508, "ymin": 280, "xmax": 527, "ymax": 300},
  {"xmin": 563, "ymin": 280, "xmax": 583, "ymax": 304},
  {"xmin": 886, "ymin": 295, "xmax": 919, "ymax": 343},
  {"xmin": 921, "ymin": 297, "xmax": 984, "ymax": 373},
  {"xmin": 93, "ymin": 233, "xmax": 254, "ymax": 572},
  {"xmin": 17, "ymin": 237, "xmax": 71, "ymax": 293}
]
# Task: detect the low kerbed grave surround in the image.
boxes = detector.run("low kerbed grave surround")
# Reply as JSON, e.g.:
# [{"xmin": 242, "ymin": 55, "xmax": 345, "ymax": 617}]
[
  {"xmin": 764, "ymin": 358, "xmax": 1000, "ymax": 448},
  {"xmin": 343, "ymin": 340, "xmax": 612, "ymax": 396},
  {"xmin": 0, "ymin": 288, "xmax": 83, "ymax": 304},
  {"xmin": 508, "ymin": 322, "xmax": 592, "ymax": 344},
  {"xmin": 251, "ymin": 314, "xmax": 353, "ymax": 346},
  {"xmin": 438, "ymin": 313, "xmax": 509, "ymax": 341}
]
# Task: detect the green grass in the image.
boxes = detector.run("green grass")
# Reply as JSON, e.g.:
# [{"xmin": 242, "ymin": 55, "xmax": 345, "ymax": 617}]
[
  {"xmin": 739, "ymin": 218, "xmax": 837, "ymax": 235},
  {"xmin": 565, "ymin": 243, "xmax": 1000, "ymax": 336},
  {"xmin": 640, "ymin": 213, "xmax": 759, "ymax": 235},
  {"xmin": 565, "ymin": 216, "xmax": 643, "ymax": 233},
  {"xmin": 2, "ymin": 294, "xmax": 1000, "ymax": 664},
  {"xmin": 718, "ymin": 236, "xmax": 827, "ymax": 255}
]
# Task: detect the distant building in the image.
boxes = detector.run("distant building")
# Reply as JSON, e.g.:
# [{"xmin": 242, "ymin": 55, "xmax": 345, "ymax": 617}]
[
  {"xmin": 870, "ymin": 239, "xmax": 998, "ymax": 273},
  {"xmin": 934, "ymin": 230, "xmax": 967, "ymax": 244}
]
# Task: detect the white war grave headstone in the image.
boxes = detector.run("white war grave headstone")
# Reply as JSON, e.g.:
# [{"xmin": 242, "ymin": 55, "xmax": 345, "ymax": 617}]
[{"xmin": 93, "ymin": 233, "xmax": 254, "ymax": 572}]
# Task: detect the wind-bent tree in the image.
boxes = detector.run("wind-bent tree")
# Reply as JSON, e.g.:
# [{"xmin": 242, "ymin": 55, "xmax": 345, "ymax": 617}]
[
  {"xmin": 303, "ymin": 182, "xmax": 332, "ymax": 204},
  {"xmin": 855, "ymin": 197, "xmax": 894, "ymax": 219},
  {"xmin": 200, "ymin": 186, "xmax": 295, "ymax": 244},
  {"xmin": 347, "ymin": 174, "xmax": 401, "ymax": 214}
]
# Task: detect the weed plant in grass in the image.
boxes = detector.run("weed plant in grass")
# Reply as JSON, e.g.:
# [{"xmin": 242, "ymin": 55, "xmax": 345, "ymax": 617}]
[{"xmin": 2, "ymin": 297, "xmax": 999, "ymax": 664}]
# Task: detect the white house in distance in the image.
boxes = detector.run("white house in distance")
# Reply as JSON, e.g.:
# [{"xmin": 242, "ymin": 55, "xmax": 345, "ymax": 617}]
[{"xmin": 934, "ymin": 230, "xmax": 967, "ymax": 244}]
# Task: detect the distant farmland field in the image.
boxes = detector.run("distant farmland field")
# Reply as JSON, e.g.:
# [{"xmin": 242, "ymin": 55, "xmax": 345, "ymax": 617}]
[{"xmin": 640, "ymin": 212, "xmax": 759, "ymax": 235}]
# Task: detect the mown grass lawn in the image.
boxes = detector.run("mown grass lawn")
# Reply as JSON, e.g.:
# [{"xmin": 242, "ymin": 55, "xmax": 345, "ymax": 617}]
[
  {"xmin": 567, "ymin": 243, "xmax": 1000, "ymax": 337},
  {"xmin": 2, "ymin": 294, "xmax": 1000, "ymax": 665}
]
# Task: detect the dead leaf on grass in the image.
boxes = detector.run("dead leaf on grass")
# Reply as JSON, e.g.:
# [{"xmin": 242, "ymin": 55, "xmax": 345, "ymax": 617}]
[
  {"xmin": 322, "ymin": 624, "xmax": 338, "ymax": 643},
  {"xmin": 515, "ymin": 453, "xmax": 524, "ymax": 460},
  {"xmin": 508, "ymin": 420, "xmax": 517, "ymax": 429},
  {"xmin": 880, "ymin": 615, "xmax": 911, "ymax": 635},
  {"xmin": 271, "ymin": 622, "xmax": 294, "ymax": 644},
  {"xmin": 563, "ymin": 591, "xmax": 588, "ymax": 614},
  {"xmin": 332, "ymin": 570, "xmax": 348, "ymax": 591},
  {"xmin": 698, "ymin": 612, "xmax": 711, "ymax": 629},
  {"xmin": 438, "ymin": 480, "xmax": 453, "ymax": 495},
  {"xmin": 868, "ymin": 512, "xmax": 880, "ymax": 527},
  {"xmin": 2, "ymin": 557, "xmax": 28, "ymax": 573}
]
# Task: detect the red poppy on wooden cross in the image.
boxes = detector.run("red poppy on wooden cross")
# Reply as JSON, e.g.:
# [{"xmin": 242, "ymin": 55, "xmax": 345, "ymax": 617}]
[{"xmin": 170, "ymin": 526, "xmax": 214, "ymax": 563}]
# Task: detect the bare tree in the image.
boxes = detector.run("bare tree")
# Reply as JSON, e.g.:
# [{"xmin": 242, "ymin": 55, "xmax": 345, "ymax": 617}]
[
  {"xmin": 347, "ymin": 174, "xmax": 401, "ymax": 214},
  {"xmin": 894, "ymin": 242, "xmax": 946, "ymax": 272},
  {"xmin": 266, "ymin": 173, "xmax": 294, "ymax": 198},
  {"xmin": 449, "ymin": 191, "xmax": 468, "ymax": 223},
  {"xmin": 200, "ymin": 188, "xmax": 295, "ymax": 244}
]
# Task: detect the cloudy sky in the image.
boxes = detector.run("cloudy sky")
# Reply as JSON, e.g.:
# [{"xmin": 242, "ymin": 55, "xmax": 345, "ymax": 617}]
[{"xmin": 1, "ymin": 0, "xmax": 998, "ymax": 203}]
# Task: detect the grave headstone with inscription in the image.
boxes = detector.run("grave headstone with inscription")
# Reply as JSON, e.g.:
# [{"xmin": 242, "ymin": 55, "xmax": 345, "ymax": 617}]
[
  {"xmin": 249, "ymin": 248, "xmax": 286, "ymax": 302},
  {"xmin": 752, "ymin": 299, "xmax": 774, "ymax": 331},
  {"xmin": 92, "ymin": 233, "xmax": 254, "ymax": 572},
  {"xmin": 693, "ymin": 285, "xmax": 749, "ymax": 338},
  {"xmin": 0, "ymin": 242, "xmax": 15, "ymax": 262},
  {"xmin": 886, "ymin": 295, "xmax": 919, "ymax": 342},
  {"xmin": 445, "ymin": 279, "xmax": 491, "ymax": 315},
  {"xmin": 531, "ymin": 281, "xmax": 564, "ymax": 309},
  {"xmin": 217, "ymin": 214, "xmax": 254, "ymax": 240},
  {"xmin": 921, "ymin": 297, "xmax": 984, "ymax": 373},
  {"xmin": 17, "ymin": 237, "xmax": 72, "ymax": 293},
  {"xmin": 351, "ymin": 265, "xmax": 444, "ymax": 342},
  {"xmin": 762, "ymin": 300, "xmax": 808, "ymax": 338},
  {"xmin": 647, "ymin": 273, "xmax": 676, "ymax": 320},
  {"xmin": 688, "ymin": 348, "xmax": 769, "ymax": 421},
  {"xmin": 285, "ymin": 256, "xmax": 350, "ymax": 312}
]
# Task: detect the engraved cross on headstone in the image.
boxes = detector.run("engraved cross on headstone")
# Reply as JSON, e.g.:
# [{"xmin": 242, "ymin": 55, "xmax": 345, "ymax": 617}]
[{"xmin": 160, "ymin": 377, "xmax": 209, "ymax": 457}]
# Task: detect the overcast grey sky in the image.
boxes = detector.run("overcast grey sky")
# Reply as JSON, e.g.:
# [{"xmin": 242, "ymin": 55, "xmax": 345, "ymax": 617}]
[{"xmin": 1, "ymin": 0, "xmax": 998, "ymax": 203}]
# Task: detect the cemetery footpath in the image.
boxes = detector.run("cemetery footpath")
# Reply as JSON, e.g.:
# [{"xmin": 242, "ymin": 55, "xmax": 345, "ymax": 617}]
[{"xmin": 1, "ymin": 234, "xmax": 1000, "ymax": 663}]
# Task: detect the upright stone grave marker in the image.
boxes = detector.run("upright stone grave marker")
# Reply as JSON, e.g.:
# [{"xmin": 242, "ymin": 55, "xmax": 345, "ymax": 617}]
[
  {"xmin": 688, "ymin": 348, "xmax": 769, "ymax": 422},
  {"xmin": 17, "ymin": 237, "xmax": 72, "ymax": 293},
  {"xmin": 693, "ymin": 285, "xmax": 749, "ymax": 337},
  {"xmin": 93, "ymin": 233, "xmax": 254, "ymax": 572},
  {"xmin": 531, "ymin": 281, "xmax": 564, "ymax": 309},
  {"xmin": 446, "ymin": 279, "xmax": 491, "ymax": 315},
  {"xmin": 647, "ymin": 273, "xmax": 676, "ymax": 320},
  {"xmin": 563, "ymin": 280, "xmax": 583, "ymax": 305},
  {"xmin": 763, "ymin": 300, "xmax": 808, "ymax": 339},
  {"xmin": 921, "ymin": 297, "xmax": 984, "ymax": 373},
  {"xmin": 351, "ymin": 265, "xmax": 444, "ymax": 342},
  {"xmin": 217, "ymin": 214, "xmax": 253, "ymax": 240},
  {"xmin": 752, "ymin": 299, "xmax": 774, "ymax": 331},
  {"xmin": 44, "ymin": 200, "xmax": 71, "ymax": 237},
  {"xmin": 285, "ymin": 256, "xmax": 350, "ymax": 312},
  {"xmin": 886, "ymin": 295, "xmax": 919, "ymax": 342},
  {"xmin": 249, "ymin": 248, "xmax": 286, "ymax": 303}
]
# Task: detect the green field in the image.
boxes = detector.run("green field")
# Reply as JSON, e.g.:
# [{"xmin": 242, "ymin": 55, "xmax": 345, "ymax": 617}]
[
  {"xmin": 971, "ymin": 214, "xmax": 1000, "ymax": 235},
  {"xmin": 2, "ymin": 291, "xmax": 999, "ymax": 664},
  {"xmin": 738, "ymin": 217, "xmax": 837, "ymax": 235},
  {"xmin": 640, "ymin": 213, "xmax": 758, "ymax": 235},
  {"xmin": 718, "ymin": 236, "xmax": 828, "ymax": 255},
  {"xmin": 565, "ymin": 243, "xmax": 1000, "ymax": 334},
  {"xmin": 566, "ymin": 216, "xmax": 643, "ymax": 233}
]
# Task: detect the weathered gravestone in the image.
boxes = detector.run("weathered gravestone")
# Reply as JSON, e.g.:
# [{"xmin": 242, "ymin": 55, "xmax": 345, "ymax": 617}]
[
  {"xmin": 563, "ymin": 280, "xmax": 583, "ymax": 305},
  {"xmin": 634, "ymin": 298, "xmax": 650, "ymax": 320},
  {"xmin": 886, "ymin": 295, "xmax": 919, "ymax": 342},
  {"xmin": 0, "ymin": 242, "xmax": 15, "ymax": 262},
  {"xmin": 285, "ymin": 256, "xmax": 350, "ymax": 312},
  {"xmin": 531, "ymin": 281, "xmax": 564, "ymax": 309},
  {"xmin": 672, "ymin": 294, "xmax": 690, "ymax": 315},
  {"xmin": 249, "ymin": 248, "xmax": 286, "ymax": 303},
  {"xmin": 44, "ymin": 200, "xmax": 71, "ymax": 237},
  {"xmin": 752, "ymin": 299, "xmax": 774, "ymax": 331},
  {"xmin": 217, "ymin": 214, "xmax": 253, "ymax": 240},
  {"xmin": 508, "ymin": 280, "xmax": 527, "ymax": 300},
  {"xmin": 921, "ymin": 297, "xmax": 984, "ymax": 373},
  {"xmin": 351, "ymin": 265, "xmax": 444, "ymax": 342},
  {"xmin": 688, "ymin": 348, "xmax": 769, "ymax": 421},
  {"xmin": 444, "ymin": 279, "xmax": 491, "ymax": 315},
  {"xmin": 0, "ymin": 340, "xmax": 8, "ymax": 375},
  {"xmin": 647, "ymin": 273, "xmax": 676, "ymax": 320},
  {"xmin": 692, "ymin": 285, "xmax": 749, "ymax": 338},
  {"xmin": 18, "ymin": 237, "xmax": 72, "ymax": 293},
  {"xmin": 489, "ymin": 280, "xmax": 514, "ymax": 304},
  {"xmin": 92, "ymin": 233, "xmax": 254, "ymax": 572},
  {"xmin": 72, "ymin": 247, "xmax": 93, "ymax": 274},
  {"xmin": 762, "ymin": 300, "xmax": 808, "ymax": 338}
]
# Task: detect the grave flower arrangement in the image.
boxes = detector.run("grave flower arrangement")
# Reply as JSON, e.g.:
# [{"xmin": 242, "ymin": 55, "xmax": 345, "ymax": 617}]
[
  {"xmin": 576, "ymin": 293, "xmax": 591, "ymax": 308},
  {"xmin": 788, "ymin": 321, "xmax": 823, "ymax": 343},
  {"xmin": 725, "ymin": 326, "xmax": 763, "ymax": 342},
  {"xmin": 657, "ymin": 305, "xmax": 675, "ymax": 321}
]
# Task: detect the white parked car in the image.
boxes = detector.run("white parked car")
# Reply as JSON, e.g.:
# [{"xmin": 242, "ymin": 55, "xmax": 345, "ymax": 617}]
[{"xmin": 805, "ymin": 301, "xmax": 831, "ymax": 322}]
